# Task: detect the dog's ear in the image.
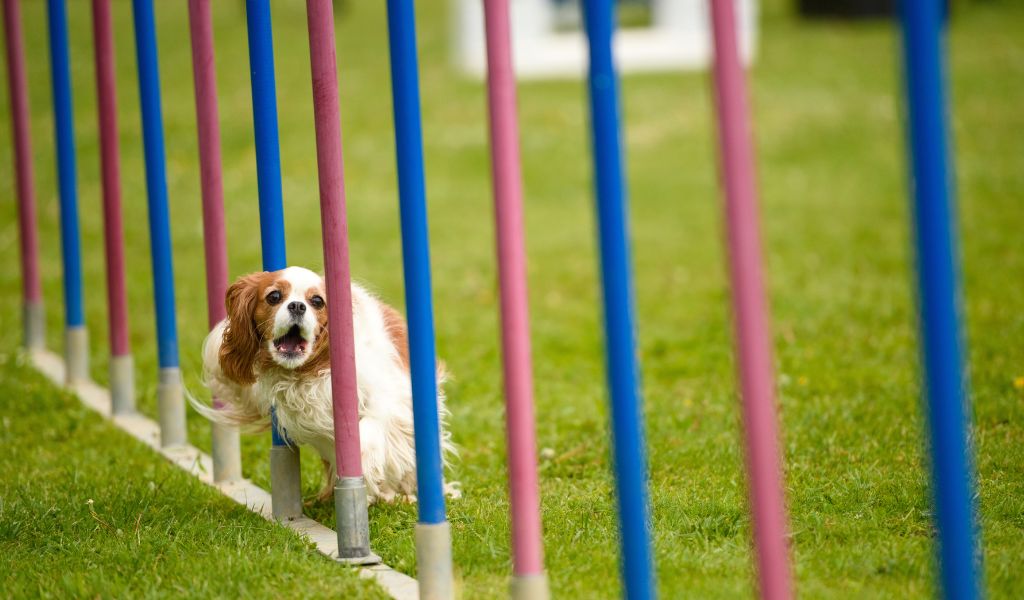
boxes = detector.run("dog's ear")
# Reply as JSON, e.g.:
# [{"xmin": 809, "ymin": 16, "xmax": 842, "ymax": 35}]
[{"xmin": 220, "ymin": 273, "xmax": 264, "ymax": 385}]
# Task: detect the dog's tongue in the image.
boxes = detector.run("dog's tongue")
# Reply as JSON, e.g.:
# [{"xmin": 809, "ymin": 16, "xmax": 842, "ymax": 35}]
[{"xmin": 275, "ymin": 326, "xmax": 306, "ymax": 353}]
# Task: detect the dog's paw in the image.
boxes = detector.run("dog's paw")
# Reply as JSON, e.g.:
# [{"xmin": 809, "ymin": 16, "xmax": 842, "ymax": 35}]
[
  {"xmin": 370, "ymin": 490, "xmax": 417, "ymax": 504},
  {"xmin": 443, "ymin": 481, "xmax": 462, "ymax": 500}
]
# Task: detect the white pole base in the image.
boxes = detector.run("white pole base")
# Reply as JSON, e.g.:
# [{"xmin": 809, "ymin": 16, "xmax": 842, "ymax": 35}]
[
  {"xmin": 270, "ymin": 444, "xmax": 303, "ymax": 521},
  {"xmin": 64, "ymin": 325, "xmax": 89, "ymax": 384},
  {"xmin": 511, "ymin": 573, "xmax": 550, "ymax": 600},
  {"xmin": 109, "ymin": 354, "xmax": 135, "ymax": 416},
  {"xmin": 24, "ymin": 302, "xmax": 45, "ymax": 351},
  {"xmin": 211, "ymin": 421, "xmax": 242, "ymax": 483},
  {"xmin": 415, "ymin": 521, "xmax": 454, "ymax": 600},
  {"xmin": 158, "ymin": 366, "xmax": 187, "ymax": 447}
]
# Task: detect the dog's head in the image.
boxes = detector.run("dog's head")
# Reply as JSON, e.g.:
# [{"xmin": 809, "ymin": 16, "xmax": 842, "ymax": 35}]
[{"xmin": 219, "ymin": 266, "xmax": 329, "ymax": 385}]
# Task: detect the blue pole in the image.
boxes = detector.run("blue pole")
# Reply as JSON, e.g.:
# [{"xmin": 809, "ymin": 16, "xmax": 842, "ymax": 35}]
[
  {"xmin": 131, "ymin": 0, "xmax": 187, "ymax": 446},
  {"xmin": 384, "ymin": 4, "xmax": 454, "ymax": 593},
  {"xmin": 245, "ymin": 0, "xmax": 286, "ymax": 450},
  {"xmin": 244, "ymin": 0, "xmax": 301, "ymax": 519},
  {"xmin": 384, "ymin": 0, "xmax": 446, "ymax": 528},
  {"xmin": 131, "ymin": 0, "xmax": 178, "ymax": 370},
  {"xmin": 245, "ymin": 0, "xmax": 287, "ymax": 274},
  {"xmin": 580, "ymin": 1, "xmax": 654, "ymax": 598},
  {"xmin": 898, "ymin": 2, "xmax": 980, "ymax": 599},
  {"xmin": 45, "ymin": 0, "xmax": 84, "ymax": 330}
]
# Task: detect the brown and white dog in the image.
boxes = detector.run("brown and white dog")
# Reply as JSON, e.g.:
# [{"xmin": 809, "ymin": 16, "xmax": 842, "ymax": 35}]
[{"xmin": 192, "ymin": 266, "xmax": 456, "ymax": 503}]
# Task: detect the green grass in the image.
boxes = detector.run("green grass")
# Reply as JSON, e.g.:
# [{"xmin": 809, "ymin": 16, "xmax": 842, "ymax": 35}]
[
  {"xmin": 1, "ymin": 1, "xmax": 1023, "ymax": 597},
  {"xmin": 0, "ymin": 355, "xmax": 385, "ymax": 598}
]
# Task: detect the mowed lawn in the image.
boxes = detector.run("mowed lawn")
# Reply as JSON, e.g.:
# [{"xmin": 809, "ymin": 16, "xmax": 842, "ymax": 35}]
[{"xmin": 1, "ymin": 1, "xmax": 1022, "ymax": 598}]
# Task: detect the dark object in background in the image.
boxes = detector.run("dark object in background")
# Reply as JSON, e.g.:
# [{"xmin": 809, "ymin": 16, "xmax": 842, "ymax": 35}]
[
  {"xmin": 798, "ymin": 0, "xmax": 951, "ymax": 22},
  {"xmin": 798, "ymin": 0, "xmax": 894, "ymax": 19}
]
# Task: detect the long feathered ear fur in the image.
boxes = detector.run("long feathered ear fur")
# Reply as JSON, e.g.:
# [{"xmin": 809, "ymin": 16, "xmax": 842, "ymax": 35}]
[{"xmin": 219, "ymin": 273, "xmax": 264, "ymax": 385}]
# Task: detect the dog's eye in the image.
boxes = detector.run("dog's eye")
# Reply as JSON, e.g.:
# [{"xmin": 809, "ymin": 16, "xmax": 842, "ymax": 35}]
[
  {"xmin": 310, "ymin": 295, "xmax": 325, "ymax": 309},
  {"xmin": 266, "ymin": 290, "xmax": 282, "ymax": 305}
]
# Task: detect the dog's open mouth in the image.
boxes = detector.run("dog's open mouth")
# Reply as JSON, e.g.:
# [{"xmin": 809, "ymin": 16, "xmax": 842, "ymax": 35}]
[{"xmin": 273, "ymin": 325, "xmax": 308, "ymax": 356}]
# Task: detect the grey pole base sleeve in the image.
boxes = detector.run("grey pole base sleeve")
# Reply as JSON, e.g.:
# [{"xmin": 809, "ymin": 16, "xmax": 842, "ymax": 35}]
[
  {"xmin": 334, "ymin": 476, "xmax": 381, "ymax": 564},
  {"xmin": 65, "ymin": 325, "xmax": 89, "ymax": 384},
  {"xmin": 415, "ymin": 521, "xmax": 454, "ymax": 600},
  {"xmin": 270, "ymin": 444, "xmax": 303, "ymax": 520},
  {"xmin": 24, "ymin": 302, "xmax": 45, "ymax": 351},
  {"xmin": 211, "ymin": 422, "xmax": 242, "ymax": 483},
  {"xmin": 511, "ymin": 573, "xmax": 550, "ymax": 600},
  {"xmin": 109, "ymin": 354, "xmax": 135, "ymax": 415},
  {"xmin": 158, "ymin": 367, "xmax": 187, "ymax": 447}
]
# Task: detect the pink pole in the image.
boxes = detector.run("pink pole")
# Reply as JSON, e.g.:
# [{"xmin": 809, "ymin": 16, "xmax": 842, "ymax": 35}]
[
  {"xmin": 305, "ymin": 0, "xmax": 361, "ymax": 478},
  {"xmin": 187, "ymin": 0, "xmax": 228, "ymax": 328},
  {"xmin": 91, "ymin": 0, "xmax": 130, "ymax": 357},
  {"xmin": 708, "ymin": 1, "xmax": 793, "ymax": 599},
  {"xmin": 188, "ymin": 0, "xmax": 243, "ymax": 484},
  {"xmin": 3, "ymin": 0, "xmax": 43, "ymax": 310},
  {"xmin": 482, "ymin": 0, "xmax": 547, "ymax": 587}
]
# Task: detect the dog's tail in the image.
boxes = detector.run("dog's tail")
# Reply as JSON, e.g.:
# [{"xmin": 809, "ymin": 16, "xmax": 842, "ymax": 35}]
[
  {"xmin": 185, "ymin": 386, "xmax": 269, "ymax": 433},
  {"xmin": 186, "ymin": 321, "xmax": 270, "ymax": 433}
]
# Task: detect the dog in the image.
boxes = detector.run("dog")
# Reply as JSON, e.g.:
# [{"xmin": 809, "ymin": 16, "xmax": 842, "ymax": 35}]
[{"xmin": 192, "ymin": 266, "xmax": 457, "ymax": 504}]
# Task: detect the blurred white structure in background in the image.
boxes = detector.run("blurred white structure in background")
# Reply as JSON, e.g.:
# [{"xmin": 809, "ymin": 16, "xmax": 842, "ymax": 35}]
[{"xmin": 453, "ymin": 0, "xmax": 758, "ymax": 79}]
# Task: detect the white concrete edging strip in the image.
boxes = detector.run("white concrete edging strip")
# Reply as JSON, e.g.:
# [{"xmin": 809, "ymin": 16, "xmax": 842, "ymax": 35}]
[{"xmin": 28, "ymin": 349, "xmax": 418, "ymax": 600}]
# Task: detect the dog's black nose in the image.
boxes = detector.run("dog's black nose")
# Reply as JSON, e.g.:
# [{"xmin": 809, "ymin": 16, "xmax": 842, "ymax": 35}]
[{"xmin": 288, "ymin": 301, "xmax": 306, "ymax": 315}]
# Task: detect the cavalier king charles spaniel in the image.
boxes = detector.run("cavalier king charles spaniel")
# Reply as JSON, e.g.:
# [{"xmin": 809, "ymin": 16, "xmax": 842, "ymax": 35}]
[{"xmin": 192, "ymin": 266, "xmax": 457, "ymax": 504}]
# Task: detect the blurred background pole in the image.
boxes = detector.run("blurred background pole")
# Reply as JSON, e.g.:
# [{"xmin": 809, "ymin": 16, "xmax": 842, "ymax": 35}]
[
  {"xmin": 707, "ymin": 0, "xmax": 794, "ymax": 598},
  {"xmin": 131, "ymin": 0, "xmax": 186, "ymax": 447},
  {"xmin": 92, "ymin": 0, "xmax": 135, "ymax": 416},
  {"xmin": 3, "ymin": 0, "xmax": 44, "ymax": 352},
  {"xmin": 188, "ymin": 0, "xmax": 242, "ymax": 483},
  {"xmin": 46, "ymin": 0, "xmax": 88, "ymax": 383},
  {"xmin": 480, "ymin": 0, "xmax": 548, "ymax": 597},
  {"xmin": 580, "ymin": 1, "xmax": 655, "ymax": 598},
  {"xmin": 898, "ymin": 1, "xmax": 981, "ymax": 598}
]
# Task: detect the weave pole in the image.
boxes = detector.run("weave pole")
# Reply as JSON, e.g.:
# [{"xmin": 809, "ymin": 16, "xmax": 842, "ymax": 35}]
[
  {"xmin": 131, "ymin": 0, "xmax": 186, "ymax": 447},
  {"xmin": 580, "ymin": 2, "xmax": 655, "ymax": 598},
  {"xmin": 188, "ymin": 0, "xmax": 242, "ymax": 483},
  {"xmin": 305, "ymin": 0, "xmax": 378, "ymax": 564},
  {"xmin": 480, "ymin": 1, "xmax": 548, "ymax": 598},
  {"xmin": 92, "ymin": 0, "xmax": 135, "ymax": 416},
  {"xmin": 898, "ymin": 2, "xmax": 980, "ymax": 598},
  {"xmin": 384, "ymin": 0, "xmax": 453, "ymax": 596},
  {"xmin": 45, "ymin": 0, "xmax": 88, "ymax": 383},
  {"xmin": 707, "ymin": 1, "xmax": 793, "ymax": 598},
  {"xmin": 244, "ymin": 0, "xmax": 302, "ymax": 520},
  {"xmin": 2, "ymin": 0, "xmax": 44, "ymax": 351}
]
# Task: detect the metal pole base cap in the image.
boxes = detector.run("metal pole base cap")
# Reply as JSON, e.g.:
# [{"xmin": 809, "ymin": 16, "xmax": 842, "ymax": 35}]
[
  {"xmin": 157, "ymin": 366, "xmax": 187, "ymax": 447},
  {"xmin": 336, "ymin": 552, "xmax": 382, "ymax": 566},
  {"xmin": 24, "ymin": 302, "xmax": 45, "ymax": 351},
  {"xmin": 415, "ymin": 521, "xmax": 454, "ymax": 600},
  {"xmin": 512, "ymin": 573, "xmax": 550, "ymax": 600},
  {"xmin": 110, "ymin": 354, "xmax": 136, "ymax": 416},
  {"xmin": 64, "ymin": 325, "xmax": 89, "ymax": 384},
  {"xmin": 334, "ymin": 476, "xmax": 380, "ymax": 565},
  {"xmin": 270, "ymin": 444, "xmax": 303, "ymax": 521}
]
